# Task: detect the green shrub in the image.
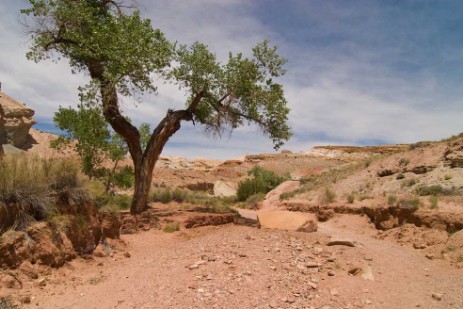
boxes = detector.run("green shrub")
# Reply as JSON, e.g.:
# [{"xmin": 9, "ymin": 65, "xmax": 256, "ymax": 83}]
[
  {"xmin": 444, "ymin": 174, "xmax": 453, "ymax": 181},
  {"xmin": 429, "ymin": 195, "xmax": 439, "ymax": 209},
  {"xmin": 163, "ymin": 222, "xmax": 179, "ymax": 233},
  {"xmin": 404, "ymin": 178, "xmax": 416, "ymax": 187},
  {"xmin": 416, "ymin": 185, "xmax": 443, "ymax": 196},
  {"xmin": 236, "ymin": 166, "xmax": 287, "ymax": 201},
  {"xmin": 387, "ymin": 195, "xmax": 397, "ymax": 206},
  {"xmin": 346, "ymin": 193, "xmax": 355, "ymax": 204}
]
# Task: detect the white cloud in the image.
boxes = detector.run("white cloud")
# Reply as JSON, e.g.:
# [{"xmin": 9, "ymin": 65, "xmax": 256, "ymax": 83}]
[{"xmin": 1, "ymin": 1, "xmax": 462, "ymax": 159}]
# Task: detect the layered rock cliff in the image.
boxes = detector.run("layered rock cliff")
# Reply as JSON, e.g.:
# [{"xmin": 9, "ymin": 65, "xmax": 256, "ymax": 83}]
[{"xmin": 0, "ymin": 91, "xmax": 36, "ymax": 148}]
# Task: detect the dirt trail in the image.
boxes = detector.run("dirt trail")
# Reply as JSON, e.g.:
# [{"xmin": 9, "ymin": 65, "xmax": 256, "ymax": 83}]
[{"xmin": 13, "ymin": 214, "xmax": 462, "ymax": 309}]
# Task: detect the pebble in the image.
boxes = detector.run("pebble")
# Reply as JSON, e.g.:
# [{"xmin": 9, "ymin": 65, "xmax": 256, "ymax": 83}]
[
  {"xmin": 307, "ymin": 282, "xmax": 318, "ymax": 290},
  {"xmin": 307, "ymin": 262, "xmax": 321, "ymax": 268},
  {"xmin": 327, "ymin": 271, "xmax": 335, "ymax": 276},
  {"xmin": 330, "ymin": 288, "xmax": 339, "ymax": 296},
  {"xmin": 432, "ymin": 292, "xmax": 443, "ymax": 301}
]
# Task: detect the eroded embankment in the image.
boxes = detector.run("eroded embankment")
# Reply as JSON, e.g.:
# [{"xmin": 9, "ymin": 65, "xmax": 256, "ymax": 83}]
[{"xmin": 284, "ymin": 201, "xmax": 463, "ymax": 233}]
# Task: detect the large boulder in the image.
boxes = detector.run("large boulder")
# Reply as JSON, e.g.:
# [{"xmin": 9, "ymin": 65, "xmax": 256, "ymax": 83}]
[
  {"xmin": 0, "ymin": 91, "xmax": 36, "ymax": 148},
  {"xmin": 257, "ymin": 210, "xmax": 318, "ymax": 232},
  {"xmin": 213, "ymin": 181, "xmax": 237, "ymax": 197}
]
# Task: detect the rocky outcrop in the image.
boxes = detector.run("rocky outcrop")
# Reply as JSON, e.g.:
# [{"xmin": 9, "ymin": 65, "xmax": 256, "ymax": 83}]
[
  {"xmin": 444, "ymin": 138, "xmax": 463, "ymax": 168},
  {"xmin": 0, "ymin": 92, "xmax": 36, "ymax": 148}
]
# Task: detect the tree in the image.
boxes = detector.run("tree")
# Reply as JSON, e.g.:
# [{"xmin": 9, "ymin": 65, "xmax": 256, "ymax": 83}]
[
  {"xmin": 21, "ymin": 0, "xmax": 292, "ymax": 214},
  {"xmin": 51, "ymin": 102, "xmax": 134, "ymax": 194}
]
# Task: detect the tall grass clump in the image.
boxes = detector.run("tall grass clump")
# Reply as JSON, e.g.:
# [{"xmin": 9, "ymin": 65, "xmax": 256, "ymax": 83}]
[
  {"xmin": 236, "ymin": 166, "xmax": 288, "ymax": 201},
  {"xmin": 0, "ymin": 154, "xmax": 80, "ymax": 231},
  {"xmin": 320, "ymin": 187, "xmax": 336, "ymax": 204}
]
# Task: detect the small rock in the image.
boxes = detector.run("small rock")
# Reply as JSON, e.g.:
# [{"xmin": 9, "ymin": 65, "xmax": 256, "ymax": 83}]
[
  {"xmin": 432, "ymin": 293, "xmax": 443, "ymax": 301},
  {"xmin": 1, "ymin": 275, "xmax": 16, "ymax": 289},
  {"xmin": 19, "ymin": 261, "xmax": 38, "ymax": 279},
  {"xmin": 21, "ymin": 295, "xmax": 31, "ymax": 304},
  {"xmin": 307, "ymin": 262, "xmax": 321, "ymax": 268},
  {"xmin": 327, "ymin": 271, "xmax": 335, "ymax": 276},
  {"xmin": 364, "ymin": 298, "xmax": 372, "ymax": 305},
  {"xmin": 327, "ymin": 240, "xmax": 356, "ymax": 247},
  {"xmin": 308, "ymin": 282, "xmax": 318, "ymax": 289},
  {"xmin": 197, "ymin": 288, "xmax": 205, "ymax": 293},
  {"xmin": 36, "ymin": 278, "xmax": 46, "ymax": 287},
  {"xmin": 330, "ymin": 288, "xmax": 339, "ymax": 296},
  {"xmin": 186, "ymin": 264, "xmax": 199, "ymax": 270},
  {"xmin": 124, "ymin": 252, "xmax": 131, "ymax": 258}
]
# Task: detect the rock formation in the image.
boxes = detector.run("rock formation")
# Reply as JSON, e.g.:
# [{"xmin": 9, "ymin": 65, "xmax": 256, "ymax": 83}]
[{"xmin": 0, "ymin": 91, "xmax": 36, "ymax": 148}]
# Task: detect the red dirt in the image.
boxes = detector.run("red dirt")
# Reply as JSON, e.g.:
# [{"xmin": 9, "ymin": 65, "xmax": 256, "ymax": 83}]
[{"xmin": 2, "ymin": 214, "xmax": 462, "ymax": 309}]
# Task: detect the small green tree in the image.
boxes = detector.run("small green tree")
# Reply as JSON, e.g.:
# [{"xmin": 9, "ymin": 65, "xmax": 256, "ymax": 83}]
[
  {"xmin": 51, "ymin": 102, "xmax": 134, "ymax": 193},
  {"xmin": 22, "ymin": 0, "xmax": 292, "ymax": 214}
]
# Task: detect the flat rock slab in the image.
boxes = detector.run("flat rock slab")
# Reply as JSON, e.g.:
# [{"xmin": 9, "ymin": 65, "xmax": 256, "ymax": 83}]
[
  {"xmin": 257, "ymin": 210, "xmax": 317, "ymax": 232},
  {"xmin": 327, "ymin": 240, "xmax": 356, "ymax": 247}
]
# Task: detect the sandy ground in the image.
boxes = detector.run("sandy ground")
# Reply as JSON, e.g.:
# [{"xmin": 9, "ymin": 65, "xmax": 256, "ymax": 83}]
[{"xmin": 13, "ymin": 214, "xmax": 462, "ymax": 309}]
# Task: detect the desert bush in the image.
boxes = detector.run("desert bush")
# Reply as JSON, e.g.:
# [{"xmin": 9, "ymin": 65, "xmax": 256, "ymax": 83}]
[
  {"xmin": 396, "ymin": 173, "xmax": 405, "ymax": 180},
  {"xmin": 429, "ymin": 195, "xmax": 439, "ymax": 209},
  {"xmin": 444, "ymin": 174, "xmax": 453, "ymax": 180},
  {"xmin": 399, "ymin": 197, "xmax": 423, "ymax": 210},
  {"xmin": 320, "ymin": 187, "xmax": 336, "ymax": 204},
  {"xmin": 416, "ymin": 185, "xmax": 443, "ymax": 196},
  {"xmin": 409, "ymin": 141, "xmax": 432, "ymax": 150},
  {"xmin": 387, "ymin": 195, "xmax": 397, "ymax": 206},
  {"xmin": 85, "ymin": 180, "xmax": 131, "ymax": 211},
  {"xmin": 402, "ymin": 178, "xmax": 417, "ymax": 187},
  {"xmin": 149, "ymin": 188, "xmax": 235, "ymax": 213},
  {"xmin": 399, "ymin": 158, "xmax": 410, "ymax": 166},
  {"xmin": 236, "ymin": 166, "xmax": 287, "ymax": 201},
  {"xmin": 346, "ymin": 193, "xmax": 355, "ymax": 204},
  {"xmin": 246, "ymin": 192, "xmax": 266, "ymax": 209},
  {"xmin": 163, "ymin": 222, "xmax": 179, "ymax": 233}
]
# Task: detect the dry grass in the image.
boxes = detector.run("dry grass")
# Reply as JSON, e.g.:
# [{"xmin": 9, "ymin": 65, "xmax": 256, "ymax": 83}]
[{"xmin": 0, "ymin": 154, "xmax": 81, "ymax": 232}]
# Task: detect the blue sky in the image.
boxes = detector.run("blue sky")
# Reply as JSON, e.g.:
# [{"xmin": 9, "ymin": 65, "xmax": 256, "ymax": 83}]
[{"xmin": 1, "ymin": 0, "xmax": 463, "ymax": 159}]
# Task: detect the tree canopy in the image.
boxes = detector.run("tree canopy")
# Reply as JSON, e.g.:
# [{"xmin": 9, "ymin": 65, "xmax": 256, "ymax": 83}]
[{"xmin": 21, "ymin": 0, "xmax": 292, "ymax": 213}]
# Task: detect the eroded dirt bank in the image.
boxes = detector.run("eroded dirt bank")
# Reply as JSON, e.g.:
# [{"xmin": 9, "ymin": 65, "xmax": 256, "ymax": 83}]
[{"xmin": 3, "ymin": 215, "xmax": 462, "ymax": 309}]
